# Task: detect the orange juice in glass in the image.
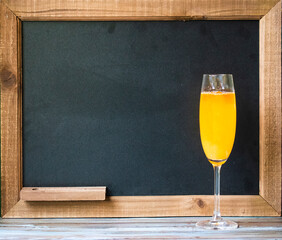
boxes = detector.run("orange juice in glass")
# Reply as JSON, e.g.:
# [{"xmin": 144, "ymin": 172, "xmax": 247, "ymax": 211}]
[
  {"xmin": 200, "ymin": 91, "xmax": 236, "ymax": 166},
  {"xmin": 196, "ymin": 74, "xmax": 238, "ymax": 230}
]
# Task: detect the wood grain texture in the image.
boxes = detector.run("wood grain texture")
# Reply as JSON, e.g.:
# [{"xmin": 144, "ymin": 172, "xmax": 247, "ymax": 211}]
[
  {"xmin": 3, "ymin": 0, "xmax": 280, "ymax": 20},
  {"xmin": 0, "ymin": 217, "xmax": 281, "ymax": 239},
  {"xmin": 20, "ymin": 187, "xmax": 106, "ymax": 201},
  {"xmin": 259, "ymin": 0, "xmax": 281, "ymax": 215},
  {"xmin": 0, "ymin": 2, "xmax": 22, "ymax": 217},
  {"xmin": 3, "ymin": 195, "xmax": 279, "ymax": 218}
]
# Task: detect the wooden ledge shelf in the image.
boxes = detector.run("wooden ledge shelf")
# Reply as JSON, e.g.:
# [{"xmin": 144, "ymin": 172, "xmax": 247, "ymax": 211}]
[{"xmin": 20, "ymin": 187, "xmax": 106, "ymax": 201}]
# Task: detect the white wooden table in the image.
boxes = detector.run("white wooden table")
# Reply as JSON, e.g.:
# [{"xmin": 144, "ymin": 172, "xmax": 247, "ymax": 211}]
[{"xmin": 0, "ymin": 217, "xmax": 281, "ymax": 239}]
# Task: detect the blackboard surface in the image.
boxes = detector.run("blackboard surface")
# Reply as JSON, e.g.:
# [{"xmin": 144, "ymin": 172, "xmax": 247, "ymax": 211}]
[{"xmin": 23, "ymin": 21, "xmax": 259, "ymax": 195}]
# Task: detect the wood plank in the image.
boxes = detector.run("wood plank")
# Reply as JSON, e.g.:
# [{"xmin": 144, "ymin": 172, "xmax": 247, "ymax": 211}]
[
  {"xmin": 20, "ymin": 187, "xmax": 106, "ymax": 201},
  {"xmin": 259, "ymin": 0, "xmax": 281, "ymax": 215},
  {"xmin": 0, "ymin": 217, "xmax": 281, "ymax": 239},
  {"xmin": 0, "ymin": 2, "xmax": 22, "ymax": 217},
  {"xmin": 3, "ymin": 195, "xmax": 279, "ymax": 218},
  {"xmin": 4, "ymin": 0, "xmax": 280, "ymax": 21}
]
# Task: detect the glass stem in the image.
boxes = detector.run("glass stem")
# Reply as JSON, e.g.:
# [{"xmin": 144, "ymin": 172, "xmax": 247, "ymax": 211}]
[{"xmin": 212, "ymin": 165, "xmax": 222, "ymax": 222}]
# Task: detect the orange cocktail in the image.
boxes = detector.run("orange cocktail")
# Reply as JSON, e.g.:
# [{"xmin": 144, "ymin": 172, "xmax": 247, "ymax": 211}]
[
  {"xmin": 200, "ymin": 91, "xmax": 236, "ymax": 166},
  {"xmin": 197, "ymin": 74, "xmax": 238, "ymax": 230}
]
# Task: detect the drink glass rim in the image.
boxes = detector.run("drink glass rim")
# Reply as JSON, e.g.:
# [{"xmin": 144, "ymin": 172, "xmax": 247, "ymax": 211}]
[{"xmin": 203, "ymin": 74, "xmax": 233, "ymax": 77}]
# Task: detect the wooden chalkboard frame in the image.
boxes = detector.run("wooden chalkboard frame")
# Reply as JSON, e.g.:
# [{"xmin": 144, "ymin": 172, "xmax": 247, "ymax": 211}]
[{"xmin": 0, "ymin": 0, "xmax": 281, "ymax": 218}]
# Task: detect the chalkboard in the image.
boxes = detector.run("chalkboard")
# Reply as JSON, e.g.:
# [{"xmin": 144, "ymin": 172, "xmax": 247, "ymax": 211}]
[{"xmin": 22, "ymin": 21, "xmax": 259, "ymax": 196}]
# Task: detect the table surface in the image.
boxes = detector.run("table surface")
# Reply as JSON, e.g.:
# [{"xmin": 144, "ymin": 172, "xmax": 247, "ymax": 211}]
[{"xmin": 0, "ymin": 217, "xmax": 281, "ymax": 239}]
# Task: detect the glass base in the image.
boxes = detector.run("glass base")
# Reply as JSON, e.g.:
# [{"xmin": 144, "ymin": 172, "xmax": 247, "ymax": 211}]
[{"xmin": 196, "ymin": 219, "xmax": 238, "ymax": 230}]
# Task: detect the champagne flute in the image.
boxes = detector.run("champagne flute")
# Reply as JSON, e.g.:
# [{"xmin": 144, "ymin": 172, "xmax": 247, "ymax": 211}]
[{"xmin": 196, "ymin": 74, "xmax": 238, "ymax": 230}]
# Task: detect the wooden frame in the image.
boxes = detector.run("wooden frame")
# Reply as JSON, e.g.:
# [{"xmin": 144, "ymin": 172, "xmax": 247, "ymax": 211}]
[{"xmin": 0, "ymin": 0, "xmax": 281, "ymax": 218}]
